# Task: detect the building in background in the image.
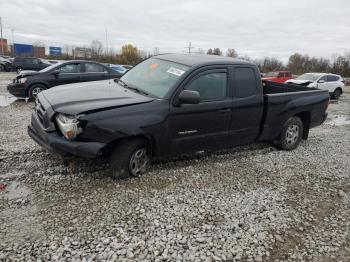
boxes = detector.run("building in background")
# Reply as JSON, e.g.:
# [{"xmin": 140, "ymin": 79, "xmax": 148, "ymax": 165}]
[
  {"xmin": 0, "ymin": 38, "xmax": 9, "ymax": 55},
  {"xmin": 73, "ymin": 47, "xmax": 92, "ymax": 59},
  {"xmin": 33, "ymin": 46, "xmax": 45, "ymax": 58},
  {"xmin": 49, "ymin": 46, "xmax": 62, "ymax": 56},
  {"xmin": 13, "ymin": 43, "xmax": 34, "ymax": 57}
]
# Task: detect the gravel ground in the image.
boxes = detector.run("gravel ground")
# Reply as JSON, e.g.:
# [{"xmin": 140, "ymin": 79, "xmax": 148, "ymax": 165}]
[{"xmin": 0, "ymin": 72, "xmax": 350, "ymax": 261}]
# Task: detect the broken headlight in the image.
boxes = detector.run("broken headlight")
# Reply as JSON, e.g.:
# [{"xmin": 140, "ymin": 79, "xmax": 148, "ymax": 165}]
[
  {"xmin": 55, "ymin": 113, "xmax": 83, "ymax": 140},
  {"xmin": 18, "ymin": 77, "xmax": 27, "ymax": 84}
]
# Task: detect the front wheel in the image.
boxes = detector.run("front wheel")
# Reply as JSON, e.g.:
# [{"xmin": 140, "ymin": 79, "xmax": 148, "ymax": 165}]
[
  {"xmin": 109, "ymin": 139, "xmax": 150, "ymax": 179},
  {"xmin": 28, "ymin": 84, "xmax": 47, "ymax": 101},
  {"xmin": 274, "ymin": 116, "xmax": 303, "ymax": 150}
]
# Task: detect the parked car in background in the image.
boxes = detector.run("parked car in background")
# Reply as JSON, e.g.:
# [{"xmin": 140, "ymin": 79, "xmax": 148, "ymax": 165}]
[
  {"xmin": 285, "ymin": 73, "xmax": 344, "ymax": 99},
  {"xmin": 28, "ymin": 54, "xmax": 329, "ymax": 179},
  {"xmin": 109, "ymin": 64, "xmax": 132, "ymax": 74},
  {"xmin": 0, "ymin": 56, "xmax": 12, "ymax": 72},
  {"xmin": 262, "ymin": 71, "xmax": 293, "ymax": 83},
  {"xmin": 12, "ymin": 57, "xmax": 51, "ymax": 74},
  {"xmin": 343, "ymin": 77, "xmax": 350, "ymax": 86},
  {"xmin": 7, "ymin": 60, "xmax": 122, "ymax": 100}
]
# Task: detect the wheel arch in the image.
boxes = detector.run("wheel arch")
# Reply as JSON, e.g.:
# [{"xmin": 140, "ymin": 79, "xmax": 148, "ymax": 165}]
[
  {"xmin": 103, "ymin": 134, "xmax": 156, "ymax": 157},
  {"xmin": 26, "ymin": 82, "xmax": 49, "ymax": 97},
  {"xmin": 335, "ymin": 87, "xmax": 343, "ymax": 94},
  {"xmin": 294, "ymin": 111, "xmax": 310, "ymax": 140}
]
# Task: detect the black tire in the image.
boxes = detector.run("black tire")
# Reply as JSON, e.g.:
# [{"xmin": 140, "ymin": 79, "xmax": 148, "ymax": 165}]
[
  {"xmin": 274, "ymin": 116, "xmax": 303, "ymax": 150},
  {"xmin": 109, "ymin": 138, "xmax": 150, "ymax": 179},
  {"xmin": 28, "ymin": 84, "xmax": 47, "ymax": 101},
  {"xmin": 16, "ymin": 67, "xmax": 23, "ymax": 74},
  {"xmin": 0, "ymin": 64, "xmax": 5, "ymax": 72},
  {"xmin": 332, "ymin": 88, "xmax": 342, "ymax": 100}
]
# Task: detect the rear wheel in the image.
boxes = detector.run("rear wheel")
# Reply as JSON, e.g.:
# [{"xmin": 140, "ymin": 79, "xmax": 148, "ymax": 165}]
[
  {"xmin": 28, "ymin": 84, "xmax": 46, "ymax": 101},
  {"xmin": 109, "ymin": 138, "xmax": 150, "ymax": 179},
  {"xmin": 274, "ymin": 116, "xmax": 303, "ymax": 150},
  {"xmin": 332, "ymin": 88, "xmax": 342, "ymax": 100}
]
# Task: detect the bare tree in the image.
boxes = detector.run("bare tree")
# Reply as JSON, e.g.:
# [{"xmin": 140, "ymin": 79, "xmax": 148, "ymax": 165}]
[
  {"xmin": 226, "ymin": 48, "xmax": 238, "ymax": 58},
  {"xmin": 91, "ymin": 40, "xmax": 103, "ymax": 59}
]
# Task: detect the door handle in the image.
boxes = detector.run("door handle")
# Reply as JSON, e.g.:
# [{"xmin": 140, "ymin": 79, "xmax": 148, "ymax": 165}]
[{"xmin": 218, "ymin": 108, "xmax": 232, "ymax": 114}]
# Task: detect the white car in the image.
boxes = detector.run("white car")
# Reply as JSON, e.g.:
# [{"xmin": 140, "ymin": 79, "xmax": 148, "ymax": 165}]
[{"xmin": 285, "ymin": 73, "xmax": 344, "ymax": 99}]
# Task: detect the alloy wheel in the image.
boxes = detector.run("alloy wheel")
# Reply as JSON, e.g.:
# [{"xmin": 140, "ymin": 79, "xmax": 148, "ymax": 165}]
[
  {"xmin": 129, "ymin": 148, "xmax": 150, "ymax": 177},
  {"xmin": 285, "ymin": 124, "xmax": 299, "ymax": 145}
]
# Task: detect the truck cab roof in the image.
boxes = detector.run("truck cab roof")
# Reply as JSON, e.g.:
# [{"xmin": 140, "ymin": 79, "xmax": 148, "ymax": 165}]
[{"xmin": 154, "ymin": 53, "xmax": 254, "ymax": 67}]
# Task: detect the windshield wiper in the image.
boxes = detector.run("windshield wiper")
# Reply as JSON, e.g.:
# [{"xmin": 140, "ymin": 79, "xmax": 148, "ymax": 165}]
[{"xmin": 116, "ymin": 79, "xmax": 150, "ymax": 96}]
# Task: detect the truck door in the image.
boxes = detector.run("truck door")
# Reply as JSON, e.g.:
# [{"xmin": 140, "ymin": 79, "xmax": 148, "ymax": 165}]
[
  {"xmin": 168, "ymin": 68, "xmax": 232, "ymax": 153},
  {"xmin": 229, "ymin": 66, "xmax": 264, "ymax": 146}
]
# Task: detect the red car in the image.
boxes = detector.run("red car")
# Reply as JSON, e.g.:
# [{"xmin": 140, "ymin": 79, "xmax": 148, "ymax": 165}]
[{"xmin": 262, "ymin": 71, "xmax": 293, "ymax": 83}]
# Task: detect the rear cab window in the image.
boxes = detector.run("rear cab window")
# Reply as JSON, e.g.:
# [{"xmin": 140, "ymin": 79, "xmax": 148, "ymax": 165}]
[{"xmin": 234, "ymin": 67, "xmax": 258, "ymax": 98}]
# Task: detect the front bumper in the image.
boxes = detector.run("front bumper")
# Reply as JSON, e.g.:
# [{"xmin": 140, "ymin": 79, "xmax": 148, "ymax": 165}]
[
  {"xmin": 28, "ymin": 112, "xmax": 106, "ymax": 158},
  {"xmin": 7, "ymin": 82, "xmax": 28, "ymax": 98}
]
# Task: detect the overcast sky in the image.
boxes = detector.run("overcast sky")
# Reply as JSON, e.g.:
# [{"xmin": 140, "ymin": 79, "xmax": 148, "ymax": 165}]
[{"xmin": 1, "ymin": 0, "xmax": 350, "ymax": 61}]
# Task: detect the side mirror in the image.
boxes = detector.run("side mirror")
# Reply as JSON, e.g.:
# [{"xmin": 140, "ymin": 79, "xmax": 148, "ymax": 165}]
[
  {"xmin": 178, "ymin": 90, "xmax": 200, "ymax": 105},
  {"xmin": 318, "ymin": 79, "xmax": 325, "ymax": 83},
  {"xmin": 52, "ymin": 69, "xmax": 60, "ymax": 75}
]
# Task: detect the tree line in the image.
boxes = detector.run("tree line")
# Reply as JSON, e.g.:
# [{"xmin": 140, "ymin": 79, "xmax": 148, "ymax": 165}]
[
  {"xmin": 49, "ymin": 41, "xmax": 350, "ymax": 77},
  {"xmin": 205, "ymin": 47, "xmax": 350, "ymax": 76}
]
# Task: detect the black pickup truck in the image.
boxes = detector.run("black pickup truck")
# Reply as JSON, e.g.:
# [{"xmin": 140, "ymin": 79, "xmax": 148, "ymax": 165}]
[{"xmin": 28, "ymin": 54, "xmax": 329, "ymax": 178}]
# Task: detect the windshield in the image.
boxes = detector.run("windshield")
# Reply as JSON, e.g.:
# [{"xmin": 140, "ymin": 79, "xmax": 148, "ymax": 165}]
[
  {"xmin": 39, "ymin": 58, "xmax": 50, "ymax": 64},
  {"xmin": 120, "ymin": 58, "xmax": 189, "ymax": 98},
  {"xmin": 265, "ymin": 72, "xmax": 279, "ymax": 77},
  {"xmin": 39, "ymin": 63, "xmax": 60, "ymax": 72},
  {"xmin": 296, "ymin": 73, "xmax": 321, "ymax": 81}
]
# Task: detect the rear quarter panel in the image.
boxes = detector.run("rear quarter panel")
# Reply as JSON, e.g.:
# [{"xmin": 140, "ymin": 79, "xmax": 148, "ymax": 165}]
[{"xmin": 259, "ymin": 90, "xmax": 329, "ymax": 141}]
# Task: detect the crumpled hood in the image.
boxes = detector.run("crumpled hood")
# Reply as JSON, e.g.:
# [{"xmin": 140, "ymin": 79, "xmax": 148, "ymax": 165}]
[
  {"xmin": 286, "ymin": 79, "xmax": 313, "ymax": 85},
  {"xmin": 17, "ymin": 70, "xmax": 40, "ymax": 78},
  {"xmin": 41, "ymin": 79, "xmax": 155, "ymax": 115}
]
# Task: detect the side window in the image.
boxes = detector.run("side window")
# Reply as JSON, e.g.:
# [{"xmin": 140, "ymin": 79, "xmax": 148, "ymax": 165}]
[
  {"xmin": 185, "ymin": 72, "xmax": 227, "ymax": 102},
  {"xmin": 278, "ymin": 72, "xmax": 284, "ymax": 78},
  {"xmin": 327, "ymin": 75, "xmax": 338, "ymax": 82},
  {"xmin": 319, "ymin": 76, "xmax": 327, "ymax": 82},
  {"xmin": 285, "ymin": 72, "xmax": 291, "ymax": 77},
  {"xmin": 85, "ymin": 63, "xmax": 108, "ymax": 73},
  {"xmin": 234, "ymin": 67, "xmax": 258, "ymax": 98},
  {"xmin": 32, "ymin": 59, "xmax": 39, "ymax": 65},
  {"xmin": 59, "ymin": 63, "xmax": 81, "ymax": 73}
]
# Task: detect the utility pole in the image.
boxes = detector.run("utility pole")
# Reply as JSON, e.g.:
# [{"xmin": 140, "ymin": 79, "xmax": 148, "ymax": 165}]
[
  {"xmin": 105, "ymin": 28, "xmax": 108, "ymax": 56},
  {"xmin": 11, "ymin": 28, "xmax": 14, "ymax": 56},
  {"xmin": 185, "ymin": 42, "xmax": 194, "ymax": 54},
  {"xmin": 0, "ymin": 17, "xmax": 4, "ymax": 55}
]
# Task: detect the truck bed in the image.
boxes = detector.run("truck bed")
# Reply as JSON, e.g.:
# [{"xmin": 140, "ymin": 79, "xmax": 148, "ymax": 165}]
[
  {"xmin": 262, "ymin": 80, "xmax": 318, "ymax": 94},
  {"xmin": 258, "ymin": 80, "xmax": 329, "ymax": 142}
]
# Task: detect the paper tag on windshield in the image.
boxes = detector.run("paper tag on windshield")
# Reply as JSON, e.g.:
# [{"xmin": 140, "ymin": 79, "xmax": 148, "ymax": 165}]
[{"xmin": 167, "ymin": 67, "xmax": 185, "ymax": 76}]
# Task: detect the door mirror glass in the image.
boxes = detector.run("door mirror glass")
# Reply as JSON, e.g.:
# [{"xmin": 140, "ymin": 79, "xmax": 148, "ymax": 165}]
[
  {"xmin": 52, "ymin": 69, "xmax": 60, "ymax": 75},
  {"xmin": 178, "ymin": 90, "xmax": 200, "ymax": 104}
]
